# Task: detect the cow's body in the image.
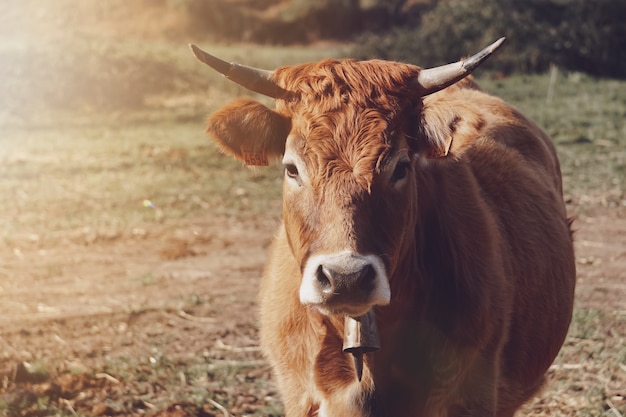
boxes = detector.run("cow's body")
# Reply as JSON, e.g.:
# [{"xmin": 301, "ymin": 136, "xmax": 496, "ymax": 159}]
[{"xmin": 192, "ymin": 41, "xmax": 576, "ymax": 417}]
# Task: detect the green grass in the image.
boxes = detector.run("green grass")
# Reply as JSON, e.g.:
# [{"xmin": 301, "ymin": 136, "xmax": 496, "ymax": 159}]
[
  {"xmin": 0, "ymin": 121, "xmax": 284, "ymax": 247},
  {"xmin": 542, "ymin": 306, "xmax": 626, "ymax": 416},
  {"xmin": 0, "ymin": 345, "xmax": 278, "ymax": 416}
]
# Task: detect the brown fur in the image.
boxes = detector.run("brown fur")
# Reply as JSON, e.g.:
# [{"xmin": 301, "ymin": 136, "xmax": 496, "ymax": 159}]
[{"xmin": 204, "ymin": 58, "xmax": 576, "ymax": 416}]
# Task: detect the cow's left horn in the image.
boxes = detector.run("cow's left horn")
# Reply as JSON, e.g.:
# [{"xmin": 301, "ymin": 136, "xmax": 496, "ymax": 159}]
[
  {"xmin": 189, "ymin": 44, "xmax": 289, "ymax": 99},
  {"xmin": 414, "ymin": 37, "xmax": 506, "ymax": 96}
]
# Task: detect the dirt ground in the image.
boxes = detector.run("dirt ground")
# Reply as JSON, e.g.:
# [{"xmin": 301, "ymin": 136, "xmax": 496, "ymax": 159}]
[{"xmin": 1, "ymin": 203, "xmax": 624, "ymax": 416}]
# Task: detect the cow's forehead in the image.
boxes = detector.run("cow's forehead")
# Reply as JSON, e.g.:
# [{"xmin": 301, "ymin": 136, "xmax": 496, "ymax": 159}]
[
  {"xmin": 275, "ymin": 59, "xmax": 417, "ymax": 180},
  {"xmin": 301, "ymin": 114, "xmax": 393, "ymax": 184},
  {"xmin": 275, "ymin": 58, "xmax": 419, "ymax": 113}
]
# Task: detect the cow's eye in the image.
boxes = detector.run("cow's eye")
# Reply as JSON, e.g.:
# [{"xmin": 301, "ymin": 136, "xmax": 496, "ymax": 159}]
[
  {"xmin": 284, "ymin": 163, "xmax": 299, "ymax": 180},
  {"xmin": 391, "ymin": 161, "xmax": 410, "ymax": 183}
]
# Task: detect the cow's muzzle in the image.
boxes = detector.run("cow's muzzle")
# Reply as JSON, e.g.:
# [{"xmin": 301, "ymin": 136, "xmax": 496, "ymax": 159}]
[{"xmin": 299, "ymin": 251, "xmax": 390, "ymax": 316}]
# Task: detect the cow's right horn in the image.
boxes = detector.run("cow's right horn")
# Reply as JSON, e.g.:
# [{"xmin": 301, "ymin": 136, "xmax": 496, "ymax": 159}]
[
  {"xmin": 414, "ymin": 37, "xmax": 506, "ymax": 96},
  {"xmin": 190, "ymin": 44, "xmax": 289, "ymax": 99}
]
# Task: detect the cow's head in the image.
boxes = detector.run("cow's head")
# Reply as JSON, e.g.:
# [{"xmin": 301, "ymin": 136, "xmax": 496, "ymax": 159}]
[{"xmin": 192, "ymin": 39, "xmax": 504, "ymax": 317}]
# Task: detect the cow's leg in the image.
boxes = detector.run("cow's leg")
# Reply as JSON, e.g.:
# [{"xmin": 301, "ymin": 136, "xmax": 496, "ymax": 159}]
[
  {"xmin": 450, "ymin": 359, "xmax": 498, "ymax": 417},
  {"xmin": 274, "ymin": 372, "xmax": 319, "ymax": 417},
  {"xmin": 319, "ymin": 400, "xmax": 359, "ymax": 417},
  {"xmin": 494, "ymin": 374, "xmax": 547, "ymax": 417},
  {"xmin": 279, "ymin": 383, "xmax": 371, "ymax": 417},
  {"xmin": 318, "ymin": 386, "xmax": 371, "ymax": 417},
  {"xmin": 444, "ymin": 388, "xmax": 497, "ymax": 417}
]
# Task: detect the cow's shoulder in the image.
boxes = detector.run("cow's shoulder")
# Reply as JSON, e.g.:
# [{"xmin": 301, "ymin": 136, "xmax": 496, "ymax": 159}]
[{"xmin": 421, "ymin": 84, "xmax": 562, "ymax": 192}]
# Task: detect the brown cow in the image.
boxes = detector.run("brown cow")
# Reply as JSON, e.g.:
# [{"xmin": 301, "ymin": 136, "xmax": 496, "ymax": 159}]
[{"xmin": 191, "ymin": 39, "xmax": 576, "ymax": 417}]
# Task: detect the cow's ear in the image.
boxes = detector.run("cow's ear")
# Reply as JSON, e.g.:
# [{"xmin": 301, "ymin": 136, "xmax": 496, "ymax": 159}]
[
  {"xmin": 207, "ymin": 98, "xmax": 291, "ymax": 166},
  {"xmin": 416, "ymin": 107, "xmax": 456, "ymax": 159},
  {"xmin": 417, "ymin": 93, "xmax": 485, "ymax": 159}
]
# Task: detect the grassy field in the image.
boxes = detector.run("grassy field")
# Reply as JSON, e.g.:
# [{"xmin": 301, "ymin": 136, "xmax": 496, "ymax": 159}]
[
  {"xmin": 2, "ymin": 44, "xmax": 623, "ymax": 244},
  {"xmin": 1, "ymin": 24, "xmax": 625, "ymax": 417}
]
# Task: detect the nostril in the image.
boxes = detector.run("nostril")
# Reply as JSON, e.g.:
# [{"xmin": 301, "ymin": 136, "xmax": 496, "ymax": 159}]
[
  {"xmin": 360, "ymin": 264, "xmax": 376, "ymax": 288},
  {"xmin": 316, "ymin": 265, "xmax": 333, "ymax": 293}
]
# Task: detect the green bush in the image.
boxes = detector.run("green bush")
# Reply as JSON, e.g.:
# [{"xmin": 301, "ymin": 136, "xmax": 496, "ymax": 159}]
[
  {"xmin": 351, "ymin": 0, "xmax": 626, "ymax": 78},
  {"xmin": 182, "ymin": 0, "xmax": 428, "ymax": 44}
]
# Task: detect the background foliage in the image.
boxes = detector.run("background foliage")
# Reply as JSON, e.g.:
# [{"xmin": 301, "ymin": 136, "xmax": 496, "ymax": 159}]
[
  {"xmin": 175, "ymin": 0, "xmax": 626, "ymax": 78},
  {"xmin": 352, "ymin": 0, "xmax": 626, "ymax": 78}
]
